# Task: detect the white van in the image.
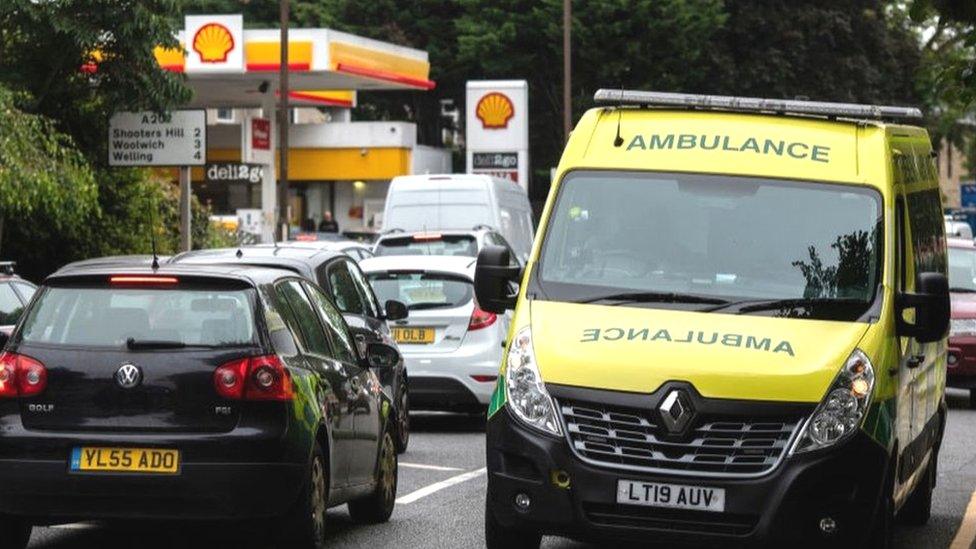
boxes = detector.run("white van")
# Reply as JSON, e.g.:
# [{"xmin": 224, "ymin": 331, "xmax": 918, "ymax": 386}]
[{"xmin": 381, "ymin": 174, "xmax": 534, "ymax": 261}]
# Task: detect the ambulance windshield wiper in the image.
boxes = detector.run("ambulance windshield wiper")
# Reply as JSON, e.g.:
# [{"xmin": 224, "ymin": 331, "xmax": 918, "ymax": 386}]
[
  {"xmin": 705, "ymin": 297, "xmax": 865, "ymax": 314},
  {"xmin": 578, "ymin": 291, "xmax": 729, "ymax": 306}
]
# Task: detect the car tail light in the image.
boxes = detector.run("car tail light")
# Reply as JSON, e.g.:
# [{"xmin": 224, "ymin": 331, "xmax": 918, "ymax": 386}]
[
  {"xmin": 213, "ymin": 357, "xmax": 249, "ymax": 399},
  {"xmin": 0, "ymin": 352, "xmax": 48, "ymax": 398},
  {"xmin": 213, "ymin": 355, "xmax": 293, "ymax": 401},
  {"xmin": 471, "ymin": 375, "xmax": 498, "ymax": 383},
  {"xmin": 468, "ymin": 305, "xmax": 497, "ymax": 331}
]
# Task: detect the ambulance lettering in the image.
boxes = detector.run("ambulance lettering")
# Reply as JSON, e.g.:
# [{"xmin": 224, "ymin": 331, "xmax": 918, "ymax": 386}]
[
  {"xmin": 626, "ymin": 133, "xmax": 830, "ymax": 164},
  {"xmin": 580, "ymin": 327, "xmax": 795, "ymax": 357}
]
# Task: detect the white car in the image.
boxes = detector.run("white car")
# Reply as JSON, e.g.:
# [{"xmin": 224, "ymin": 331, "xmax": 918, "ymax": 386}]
[
  {"xmin": 266, "ymin": 239, "xmax": 375, "ymax": 262},
  {"xmin": 359, "ymin": 255, "xmax": 509, "ymax": 412}
]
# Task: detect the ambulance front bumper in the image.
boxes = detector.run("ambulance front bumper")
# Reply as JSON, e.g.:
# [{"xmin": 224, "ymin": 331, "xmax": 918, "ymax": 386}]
[{"xmin": 486, "ymin": 405, "xmax": 890, "ymax": 547}]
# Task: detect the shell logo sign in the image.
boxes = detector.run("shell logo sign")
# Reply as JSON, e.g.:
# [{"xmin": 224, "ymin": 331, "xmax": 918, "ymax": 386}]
[
  {"xmin": 476, "ymin": 92, "xmax": 515, "ymax": 129},
  {"xmin": 193, "ymin": 23, "xmax": 235, "ymax": 63},
  {"xmin": 184, "ymin": 15, "xmax": 244, "ymax": 73}
]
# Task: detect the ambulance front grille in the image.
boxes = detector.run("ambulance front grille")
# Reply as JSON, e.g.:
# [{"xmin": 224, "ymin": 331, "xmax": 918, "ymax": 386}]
[{"xmin": 559, "ymin": 400, "xmax": 803, "ymax": 478}]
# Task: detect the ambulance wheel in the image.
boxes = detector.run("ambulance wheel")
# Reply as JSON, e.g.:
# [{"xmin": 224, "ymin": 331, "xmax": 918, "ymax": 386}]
[
  {"xmin": 898, "ymin": 453, "xmax": 935, "ymax": 526},
  {"xmin": 869, "ymin": 463, "xmax": 896, "ymax": 549},
  {"xmin": 485, "ymin": 498, "xmax": 540, "ymax": 549},
  {"xmin": 0, "ymin": 515, "xmax": 31, "ymax": 549}
]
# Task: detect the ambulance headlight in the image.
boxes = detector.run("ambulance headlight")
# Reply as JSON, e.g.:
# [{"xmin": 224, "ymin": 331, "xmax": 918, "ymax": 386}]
[
  {"xmin": 505, "ymin": 327, "xmax": 562, "ymax": 436},
  {"xmin": 790, "ymin": 349, "xmax": 875, "ymax": 455}
]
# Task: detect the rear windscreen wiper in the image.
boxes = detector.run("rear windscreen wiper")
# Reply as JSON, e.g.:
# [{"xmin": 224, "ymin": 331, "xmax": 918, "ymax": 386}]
[
  {"xmin": 125, "ymin": 339, "xmax": 250, "ymax": 350},
  {"xmin": 407, "ymin": 303, "xmax": 450, "ymax": 311},
  {"xmin": 950, "ymin": 287, "xmax": 976, "ymax": 293},
  {"xmin": 126, "ymin": 338, "xmax": 186, "ymax": 350},
  {"xmin": 578, "ymin": 291, "xmax": 729, "ymax": 306}
]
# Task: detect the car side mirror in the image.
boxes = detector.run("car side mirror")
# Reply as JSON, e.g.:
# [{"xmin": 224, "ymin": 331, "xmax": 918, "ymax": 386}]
[
  {"xmin": 0, "ymin": 331, "xmax": 10, "ymax": 350},
  {"xmin": 475, "ymin": 245, "xmax": 522, "ymax": 314},
  {"xmin": 896, "ymin": 272, "xmax": 950, "ymax": 344},
  {"xmin": 364, "ymin": 342, "xmax": 400, "ymax": 370},
  {"xmin": 384, "ymin": 299, "xmax": 408, "ymax": 321}
]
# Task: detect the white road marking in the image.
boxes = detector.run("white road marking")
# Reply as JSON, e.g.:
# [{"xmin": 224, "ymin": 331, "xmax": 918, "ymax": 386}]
[
  {"xmin": 396, "ymin": 467, "xmax": 487, "ymax": 505},
  {"xmin": 950, "ymin": 489, "xmax": 976, "ymax": 549},
  {"xmin": 400, "ymin": 462, "xmax": 464, "ymax": 472}
]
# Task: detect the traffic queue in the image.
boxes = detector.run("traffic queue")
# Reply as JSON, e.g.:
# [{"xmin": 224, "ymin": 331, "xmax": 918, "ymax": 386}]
[{"xmin": 0, "ymin": 90, "xmax": 956, "ymax": 549}]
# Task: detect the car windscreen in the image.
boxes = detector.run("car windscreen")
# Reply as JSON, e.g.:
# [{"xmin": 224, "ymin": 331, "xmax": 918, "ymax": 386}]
[
  {"xmin": 538, "ymin": 171, "xmax": 883, "ymax": 320},
  {"xmin": 18, "ymin": 286, "xmax": 258, "ymax": 348},
  {"xmin": 374, "ymin": 235, "xmax": 478, "ymax": 258},
  {"xmin": 949, "ymin": 246, "xmax": 976, "ymax": 292},
  {"xmin": 367, "ymin": 272, "xmax": 473, "ymax": 310}
]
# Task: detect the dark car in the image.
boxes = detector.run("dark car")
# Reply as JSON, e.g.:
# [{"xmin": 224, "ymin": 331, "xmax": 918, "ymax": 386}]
[
  {"xmin": 0, "ymin": 262, "xmax": 37, "ymax": 338},
  {"xmin": 948, "ymin": 237, "xmax": 976, "ymax": 408},
  {"xmin": 169, "ymin": 246, "xmax": 412, "ymax": 452},
  {"xmin": 0, "ymin": 262, "xmax": 400, "ymax": 549}
]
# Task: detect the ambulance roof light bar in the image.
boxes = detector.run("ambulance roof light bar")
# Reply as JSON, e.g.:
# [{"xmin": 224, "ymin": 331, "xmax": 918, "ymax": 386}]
[{"xmin": 594, "ymin": 89, "xmax": 923, "ymax": 120}]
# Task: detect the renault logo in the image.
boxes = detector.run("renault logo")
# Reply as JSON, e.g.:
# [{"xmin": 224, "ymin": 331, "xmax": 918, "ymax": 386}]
[
  {"xmin": 115, "ymin": 364, "xmax": 142, "ymax": 389},
  {"xmin": 659, "ymin": 389, "xmax": 694, "ymax": 433}
]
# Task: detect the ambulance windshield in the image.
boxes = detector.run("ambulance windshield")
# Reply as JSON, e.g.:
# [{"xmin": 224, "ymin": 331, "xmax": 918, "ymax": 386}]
[{"xmin": 538, "ymin": 171, "xmax": 883, "ymax": 320}]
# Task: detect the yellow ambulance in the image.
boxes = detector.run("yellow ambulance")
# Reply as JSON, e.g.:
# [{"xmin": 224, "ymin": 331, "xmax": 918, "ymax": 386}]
[{"xmin": 475, "ymin": 90, "xmax": 949, "ymax": 548}]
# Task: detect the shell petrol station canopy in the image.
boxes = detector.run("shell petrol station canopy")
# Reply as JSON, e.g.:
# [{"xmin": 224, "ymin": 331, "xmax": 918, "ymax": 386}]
[{"xmin": 151, "ymin": 14, "xmax": 435, "ymax": 108}]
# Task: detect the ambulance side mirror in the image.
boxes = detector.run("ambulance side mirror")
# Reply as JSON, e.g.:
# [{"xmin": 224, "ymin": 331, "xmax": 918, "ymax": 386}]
[
  {"xmin": 475, "ymin": 245, "xmax": 522, "ymax": 314},
  {"xmin": 896, "ymin": 272, "xmax": 950, "ymax": 343}
]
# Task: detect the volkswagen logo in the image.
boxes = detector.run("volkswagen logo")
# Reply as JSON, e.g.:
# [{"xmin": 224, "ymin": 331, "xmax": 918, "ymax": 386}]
[
  {"xmin": 115, "ymin": 364, "xmax": 143, "ymax": 389},
  {"xmin": 659, "ymin": 389, "xmax": 694, "ymax": 434}
]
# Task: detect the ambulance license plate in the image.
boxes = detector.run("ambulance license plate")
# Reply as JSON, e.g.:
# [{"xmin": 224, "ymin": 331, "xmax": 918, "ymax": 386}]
[{"xmin": 616, "ymin": 479, "xmax": 725, "ymax": 512}]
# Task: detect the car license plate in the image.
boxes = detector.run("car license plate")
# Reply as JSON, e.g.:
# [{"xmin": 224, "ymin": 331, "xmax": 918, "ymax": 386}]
[
  {"xmin": 616, "ymin": 479, "xmax": 725, "ymax": 512},
  {"xmin": 392, "ymin": 327, "xmax": 435, "ymax": 344},
  {"xmin": 70, "ymin": 447, "xmax": 180, "ymax": 474}
]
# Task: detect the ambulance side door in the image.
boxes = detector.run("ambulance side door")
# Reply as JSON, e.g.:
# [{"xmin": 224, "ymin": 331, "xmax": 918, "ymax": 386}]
[{"xmin": 899, "ymin": 166, "xmax": 946, "ymax": 487}]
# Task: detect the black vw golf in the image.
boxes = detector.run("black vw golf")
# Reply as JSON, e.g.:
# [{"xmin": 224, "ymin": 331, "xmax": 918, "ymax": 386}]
[{"xmin": 0, "ymin": 262, "xmax": 399, "ymax": 548}]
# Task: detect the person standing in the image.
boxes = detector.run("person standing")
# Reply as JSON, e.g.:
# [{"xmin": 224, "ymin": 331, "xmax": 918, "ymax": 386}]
[{"xmin": 318, "ymin": 210, "xmax": 339, "ymax": 233}]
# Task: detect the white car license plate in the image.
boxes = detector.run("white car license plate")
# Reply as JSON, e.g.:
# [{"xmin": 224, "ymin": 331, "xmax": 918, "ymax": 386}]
[{"xmin": 616, "ymin": 479, "xmax": 725, "ymax": 512}]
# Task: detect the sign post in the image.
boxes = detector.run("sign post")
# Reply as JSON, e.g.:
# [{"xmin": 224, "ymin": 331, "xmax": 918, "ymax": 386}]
[
  {"xmin": 109, "ymin": 109, "xmax": 207, "ymax": 251},
  {"xmin": 465, "ymin": 80, "xmax": 529, "ymax": 190}
]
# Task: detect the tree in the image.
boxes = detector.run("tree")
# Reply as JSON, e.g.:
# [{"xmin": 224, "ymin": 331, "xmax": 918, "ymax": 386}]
[
  {"xmin": 911, "ymin": 0, "xmax": 976, "ymax": 108},
  {"xmin": 0, "ymin": 0, "xmax": 191, "ymax": 158},
  {"xmin": 0, "ymin": 85, "xmax": 98, "ymax": 266},
  {"xmin": 0, "ymin": 1, "xmax": 236, "ymax": 279},
  {"xmin": 709, "ymin": 1, "xmax": 921, "ymax": 105}
]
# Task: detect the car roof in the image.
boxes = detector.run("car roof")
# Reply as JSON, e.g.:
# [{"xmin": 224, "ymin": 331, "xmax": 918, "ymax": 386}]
[
  {"xmin": 948, "ymin": 237, "xmax": 975, "ymax": 249},
  {"xmin": 170, "ymin": 246, "xmax": 348, "ymax": 274},
  {"xmin": 270, "ymin": 240, "xmax": 366, "ymax": 250},
  {"xmin": 49, "ymin": 260, "xmax": 298, "ymax": 287},
  {"xmin": 358, "ymin": 255, "xmax": 477, "ymax": 278}
]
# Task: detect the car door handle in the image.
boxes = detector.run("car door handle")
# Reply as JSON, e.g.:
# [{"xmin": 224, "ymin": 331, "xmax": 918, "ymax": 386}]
[{"xmin": 906, "ymin": 355, "xmax": 925, "ymax": 369}]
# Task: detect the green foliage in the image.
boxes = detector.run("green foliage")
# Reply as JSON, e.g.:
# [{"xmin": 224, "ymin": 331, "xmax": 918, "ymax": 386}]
[
  {"xmin": 0, "ymin": 0, "xmax": 191, "ymax": 159},
  {"xmin": 0, "ymin": 1, "xmax": 240, "ymax": 279},
  {"xmin": 710, "ymin": 1, "xmax": 920, "ymax": 105},
  {"xmin": 0, "ymin": 86, "xmax": 97, "ymax": 227}
]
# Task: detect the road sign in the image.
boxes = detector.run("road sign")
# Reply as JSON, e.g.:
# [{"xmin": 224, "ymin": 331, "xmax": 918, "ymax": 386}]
[{"xmin": 108, "ymin": 110, "xmax": 207, "ymax": 167}]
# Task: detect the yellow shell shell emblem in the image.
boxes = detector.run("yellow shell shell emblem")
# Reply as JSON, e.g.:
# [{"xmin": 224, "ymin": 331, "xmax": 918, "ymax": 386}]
[
  {"xmin": 193, "ymin": 23, "xmax": 235, "ymax": 63},
  {"xmin": 476, "ymin": 92, "xmax": 515, "ymax": 129}
]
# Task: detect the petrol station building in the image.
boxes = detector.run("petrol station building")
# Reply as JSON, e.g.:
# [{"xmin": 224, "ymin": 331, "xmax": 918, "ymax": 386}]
[{"xmin": 155, "ymin": 15, "xmax": 445, "ymax": 240}]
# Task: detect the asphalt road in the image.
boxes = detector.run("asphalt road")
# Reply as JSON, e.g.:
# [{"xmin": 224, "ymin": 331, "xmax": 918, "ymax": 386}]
[{"xmin": 27, "ymin": 389, "xmax": 976, "ymax": 549}]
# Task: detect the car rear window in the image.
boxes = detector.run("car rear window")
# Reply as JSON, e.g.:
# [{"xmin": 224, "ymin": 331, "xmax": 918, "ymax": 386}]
[
  {"xmin": 19, "ymin": 286, "xmax": 257, "ymax": 347},
  {"xmin": 374, "ymin": 235, "xmax": 478, "ymax": 257},
  {"xmin": 367, "ymin": 272, "xmax": 473, "ymax": 310}
]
